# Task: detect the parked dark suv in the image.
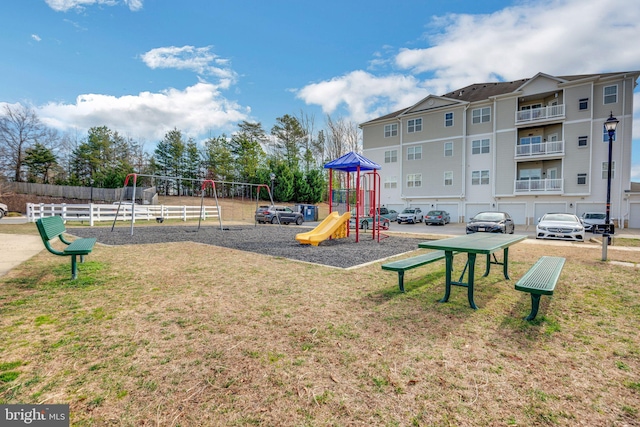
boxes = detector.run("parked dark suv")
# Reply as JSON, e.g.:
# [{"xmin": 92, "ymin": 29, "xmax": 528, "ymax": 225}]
[{"xmin": 255, "ymin": 205, "xmax": 304, "ymax": 225}]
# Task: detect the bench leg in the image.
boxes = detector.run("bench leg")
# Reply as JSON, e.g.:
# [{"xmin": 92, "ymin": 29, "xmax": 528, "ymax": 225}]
[
  {"xmin": 398, "ymin": 271, "xmax": 405, "ymax": 293},
  {"xmin": 526, "ymin": 294, "xmax": 541, "ymax": 321},
  {"xmin": 71, "ymin": 255, "xmax": 78, "ymax": 280},
  {"xmin": 80, "ymin": 255, "xmax": 85, "ymax": 263}
]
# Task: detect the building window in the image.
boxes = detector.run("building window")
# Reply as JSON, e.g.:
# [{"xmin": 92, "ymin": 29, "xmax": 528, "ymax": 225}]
[
  {"xmin": 444, "ymin": 171, "xmax": 453, "ymax": 186},
  {"xmin": 384, "ymin": 150, "xmax": 397, "ymax": 163},
  {"xmin": 384, "ymin": 123, "xmax": 398, "ymax": 138},
  {"xmin": 472, "ymin": 139, "xmax": 490, "ymax": 154},
  {"xmin": 445, "ymin": 112, "xmax": 454, "ymax": 127},
  {"xmin": 407, "ymin": 146, "xmax": 422, "ymax": 160},
  {"xmin": 384, "ymin": 176, "xmax": 397, "ymax": 189},
  {"xmin": 602, "ymin": 126, "xmax": 617, "ymax": 142},
  {"xmin": 578, "ymin": 136, "xmax": 588, "ymax": 147},
  {"xmin": 579, "ymin": 98, "xmax": 589, "ymax": 110},
  {"xmin": 471, "ymin": 170, "xmax": 490, "ymax": 185},
  {"xmin": 577, "ymin": 173, "xmax": 587, "ymax": 185},
  {"xmin": 407, "ymin": 118, "xmax": 422, "ymax": 133},
  {"xmin": 472, "ymin": 107, "xmax": 491, "ymax": 124},
  {"xmin": 407, "ymin": 173, "xmax": 422, "ymax": 188},
  {"xmin": 602, "ymin": 161, "xmax": 616, "ymax": 180},
  {"xmin": 604, "ymin": 85, "xmax": 618, "ymax": 104},
  {"xmin": 444, "ymin": 141, "xmax": 453, "ymax": 157}
]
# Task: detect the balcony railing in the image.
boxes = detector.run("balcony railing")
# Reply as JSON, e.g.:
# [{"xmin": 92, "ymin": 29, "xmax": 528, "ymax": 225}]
[
  {"xmin": 515, "ymin": 140, "xmax": 564, "ymax": 157},
  {"xmin": 515, "ymin": 178, "xmax": 563, "ymax": 193},
  {"xmin": 515, "ymin": 104, "xmax": 564, "ymax": 124}
]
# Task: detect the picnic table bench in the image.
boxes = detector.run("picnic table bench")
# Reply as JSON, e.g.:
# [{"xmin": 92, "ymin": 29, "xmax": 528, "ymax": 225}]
[
  {"xmin": 36, "ymin": 216, "xmax": 97, "ymax": 280},
  {"xmin": 515, "ymin": 256, "xmax": 565, "ymax": 320},
  {"xmin": 381, "ymin": 251, "xmax": 447, "ymax": 292}
]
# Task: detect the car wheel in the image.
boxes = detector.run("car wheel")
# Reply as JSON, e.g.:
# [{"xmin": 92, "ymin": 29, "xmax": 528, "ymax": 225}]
[
  {"xmin": 271, "ymin": 217, "xmax": 278, "ymax": 224},
  {"xmin": 0, "ymin": 211, "xmax": 4, "ymax": 219},
  {"xmin": 295, "ymin": 217, "xmax": 303, "ymax": 225}
]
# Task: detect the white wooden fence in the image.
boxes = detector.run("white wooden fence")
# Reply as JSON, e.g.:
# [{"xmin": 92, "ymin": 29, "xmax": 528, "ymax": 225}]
[{"xmin": 26, "ymin": 203, "xmax": 220, "ymax": 226}]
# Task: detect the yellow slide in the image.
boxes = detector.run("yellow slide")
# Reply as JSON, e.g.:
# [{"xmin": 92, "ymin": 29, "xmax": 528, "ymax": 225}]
[{"xmin": 295, "ymin": 211, "xmax": 351, "ymax": 246}]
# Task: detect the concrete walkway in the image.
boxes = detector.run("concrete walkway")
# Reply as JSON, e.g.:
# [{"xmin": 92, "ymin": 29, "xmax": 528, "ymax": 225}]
[{"xmin": 0, "ymin": 234, "xmax": 44, "ymax": 278}]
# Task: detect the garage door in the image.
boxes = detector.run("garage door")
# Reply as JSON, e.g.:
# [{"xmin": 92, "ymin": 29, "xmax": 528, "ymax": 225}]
[
  {"xmin": 436, "ymin": 203, "xmax": 459, "ymax": 223},
  {"xmin": 534, "ymin": 203, "xmax": 567, "ymax": 223},
  {"xmin": 629, "ymin": 203, "xmax": 640, "ymax": 229},
  {"xmin": 497, "ymin": 203, "xmax": 526, "ymax": 225}
]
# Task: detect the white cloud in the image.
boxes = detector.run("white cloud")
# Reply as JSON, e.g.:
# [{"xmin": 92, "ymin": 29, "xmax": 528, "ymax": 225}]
[
  {"xmin": 297, "ymin": 0, "xmax": 640, "ymax": 124},
  {"xmin": 31, "ymin": 34, "xmax": 42, "ymax": 42},
  {"xmin": 296, "ymin": 70, "xmax": 431, "ymax": 123},
  {"xmin": 45, "ymin": 0, "xmax": 142, "ymax": 12},
  {"xmin": 36, "ymin": 81, "xmax": 249, "ymax": 141},
  {"xmin": 141, "ymin": 46, "xmax": 237, "ymax": 84}
]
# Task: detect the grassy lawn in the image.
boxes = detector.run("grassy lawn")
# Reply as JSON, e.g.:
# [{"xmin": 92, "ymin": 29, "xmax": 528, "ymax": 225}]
[{"xmin": 1, "ymin": 219, "xmax": 639, "ymax": 425}]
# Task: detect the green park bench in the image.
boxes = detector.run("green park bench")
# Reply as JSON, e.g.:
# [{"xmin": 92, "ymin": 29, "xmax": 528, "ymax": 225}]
[
  {"xmin": 515, "ymin": 256, "xmax": 566, "ymax": 321},
  {"xmin": 36, "ymin": 216, "xmax": 97, "ymax": 280},
  {"xmin": 382, "ymin": 251, "xmax": 447, "ymax": 292}
]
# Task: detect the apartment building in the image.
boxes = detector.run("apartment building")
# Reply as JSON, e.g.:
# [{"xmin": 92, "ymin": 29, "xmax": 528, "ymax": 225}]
[{"xmin": 360, "ymin": 72, "xmax": 640, "ymax": 228}]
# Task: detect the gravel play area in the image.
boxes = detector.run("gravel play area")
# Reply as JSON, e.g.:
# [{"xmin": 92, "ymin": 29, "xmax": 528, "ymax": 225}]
[{"xmin": 67, "ymin": 224, "xmax": 430, "ymax": 269}]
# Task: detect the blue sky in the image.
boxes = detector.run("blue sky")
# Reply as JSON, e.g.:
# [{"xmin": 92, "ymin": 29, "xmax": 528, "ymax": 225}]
[{"xmin": 2, "ymin": 0, "xmax": 640, "ymax": 180}]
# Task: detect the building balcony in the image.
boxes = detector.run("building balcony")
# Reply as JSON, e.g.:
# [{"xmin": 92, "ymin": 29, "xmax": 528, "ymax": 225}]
[
  {"xmin": 515, "ymin": 104, "xmax": 564, "ymax": 124},
  {"xmin": 515, "ymin": 178, "xmax": 563, "ymax": 193},
  {"xmin": 515, "ymin": 140, "xmax": 564, "ymax": 158}
]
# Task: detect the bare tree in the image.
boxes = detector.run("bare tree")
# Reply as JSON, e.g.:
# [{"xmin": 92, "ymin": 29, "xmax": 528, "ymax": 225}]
[
  {"xmin": 0, "ymin": 104, "xmax": 49, "ymax": 182},
  {"xmin": 324, "ymin": 115, "xmax": 362, "ymax": 161},
  {"xmin": 296, "ymin": 110, "xmax": 317, "ymax": 172}
]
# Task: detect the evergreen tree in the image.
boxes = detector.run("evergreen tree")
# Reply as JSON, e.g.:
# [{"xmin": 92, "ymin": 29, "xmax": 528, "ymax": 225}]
[{"xmin": 24, "ymin": 142, "xmax": 57, "ymax": 183}]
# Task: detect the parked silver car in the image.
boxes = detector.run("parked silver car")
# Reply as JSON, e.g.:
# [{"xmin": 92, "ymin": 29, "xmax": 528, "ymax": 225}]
[
  {"xmin": 580, "ymin": 212, "xmax": 613, "ymax": 233},
  {"xmin": 425, "ymin": 210, "xmax": 450, "ymax": 226},
  {"xmin": 536, "ymin": 213, "xmax": 585, "ymax": 242}
]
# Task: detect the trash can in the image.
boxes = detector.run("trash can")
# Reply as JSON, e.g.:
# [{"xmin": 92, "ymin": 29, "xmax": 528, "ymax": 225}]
[{"xmin": 296, "ymin": 204, "xmax": 318, "ymax": 221}]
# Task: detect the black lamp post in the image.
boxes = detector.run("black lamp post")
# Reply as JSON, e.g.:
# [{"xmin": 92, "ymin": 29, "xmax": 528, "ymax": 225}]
[
  {"xmin": 602, "ymin": 112, "xmax": 618, "ymax": 261},
  {"xmin": 269, "ymin": 173, "xmax": 275, "ymax": 200}
]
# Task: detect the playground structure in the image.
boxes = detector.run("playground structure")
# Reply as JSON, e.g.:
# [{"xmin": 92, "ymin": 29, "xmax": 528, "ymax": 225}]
[
  {"xmin": 324, "ymin": 152, "xmax": 384, "ymax": 243},
  {"xmin": 112, "ymin": 173, "xmax": 275, "ymax": 235}
]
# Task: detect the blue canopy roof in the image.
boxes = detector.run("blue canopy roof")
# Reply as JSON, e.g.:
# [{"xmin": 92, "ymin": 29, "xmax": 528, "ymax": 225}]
[{"xmin": 323, "ymin": 151, "xmax": 381, "ymax": 172}]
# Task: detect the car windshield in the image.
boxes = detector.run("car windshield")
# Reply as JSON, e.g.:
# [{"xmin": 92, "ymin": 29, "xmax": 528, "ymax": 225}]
[
  {"xmin": 543, "ymin": 214, "xmax": 577, "ymax": 222},
  {"xmin": 584, "ymin": 213, "xmax": 606, "ymax": 219},
  {"xmin": 402, "ymin": 209, "xmax": 415, "ymax": 213},
  {"xmin": 473, "ymin": 212, "xmax": 504, "ymax": 222}
]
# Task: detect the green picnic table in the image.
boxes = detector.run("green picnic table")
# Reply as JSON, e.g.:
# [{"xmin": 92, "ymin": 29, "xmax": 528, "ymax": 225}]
[{"xmin": 419, "ymin": 233, "xmax": 527, "ymax": 309}]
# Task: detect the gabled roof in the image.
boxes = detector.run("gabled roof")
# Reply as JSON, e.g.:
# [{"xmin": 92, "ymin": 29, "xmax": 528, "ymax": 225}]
[
  {"xmin": 360, "ymin": 71, "xmax": 640, "ymax": 126},
  {"xmin": 324, "ymin": 151, "xmax": 381, "ymax": 172}
]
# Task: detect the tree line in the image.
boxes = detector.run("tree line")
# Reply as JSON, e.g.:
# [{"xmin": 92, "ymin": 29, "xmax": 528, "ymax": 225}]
[{"xmin": 0, "ymin": 104, "xmax": 362, "ymax": 204}]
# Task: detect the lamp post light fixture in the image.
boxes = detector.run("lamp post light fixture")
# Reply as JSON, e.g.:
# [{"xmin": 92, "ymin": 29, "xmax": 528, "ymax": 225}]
[
  {"xmin": 269, "ymin": 173, "xmax": 276, "ymax": 200},
  {"xmin": 602, "ymin": 112, "xmax": 618, "ymax": 261}
]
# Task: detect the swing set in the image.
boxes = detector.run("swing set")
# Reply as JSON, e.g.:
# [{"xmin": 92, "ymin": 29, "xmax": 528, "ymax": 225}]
[{"xmin": 112, "ymin": 173, "xmax": 275, "ymax": 235}]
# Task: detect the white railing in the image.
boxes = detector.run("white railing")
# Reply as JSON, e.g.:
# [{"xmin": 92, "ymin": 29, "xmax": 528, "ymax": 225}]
[
  {"xmin": 514, "ymin": 179, "xmax": 563, "ymax": 193},
  {"xmin": 515, "ymin": 140, "xmax": 564, "ymax": 157},
  {"xmin": 26, "ymin": 203, "xmax": 220, "ymax": 226},
  {"xmin": 515, "ymin": 104, "xmax": 565, "ymax": 123}
]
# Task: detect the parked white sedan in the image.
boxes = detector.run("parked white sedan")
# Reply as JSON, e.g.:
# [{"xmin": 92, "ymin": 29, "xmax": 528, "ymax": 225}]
[{"xmin": 536, "ymin": 213, "xmax": 585, "ymax": 242}]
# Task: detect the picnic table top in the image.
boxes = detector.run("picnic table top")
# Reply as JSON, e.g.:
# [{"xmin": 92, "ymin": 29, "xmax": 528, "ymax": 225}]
[{"xmin": 418, "ymin": 233, "xmax": 527, "ymax": 254}]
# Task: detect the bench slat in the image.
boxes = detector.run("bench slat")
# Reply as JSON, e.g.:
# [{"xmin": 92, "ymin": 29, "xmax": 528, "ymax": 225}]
[
  {"xmin": 382, "ymin": 251, "xmax": 447, "ymax": 292},
  {"xmin": 65, "ymin": 238, "xmax": 97, "ymax": 255},
  {"xmin": 382, "ymin": 251, "xmax": 446, "ymax": 271},
  {"xmin": 515, "ymin": 256, "xmax": 565, "ymax": 321},
  {"xmin": 515, "ymin": 256, "xmax": 565, "ymax": 295}
]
